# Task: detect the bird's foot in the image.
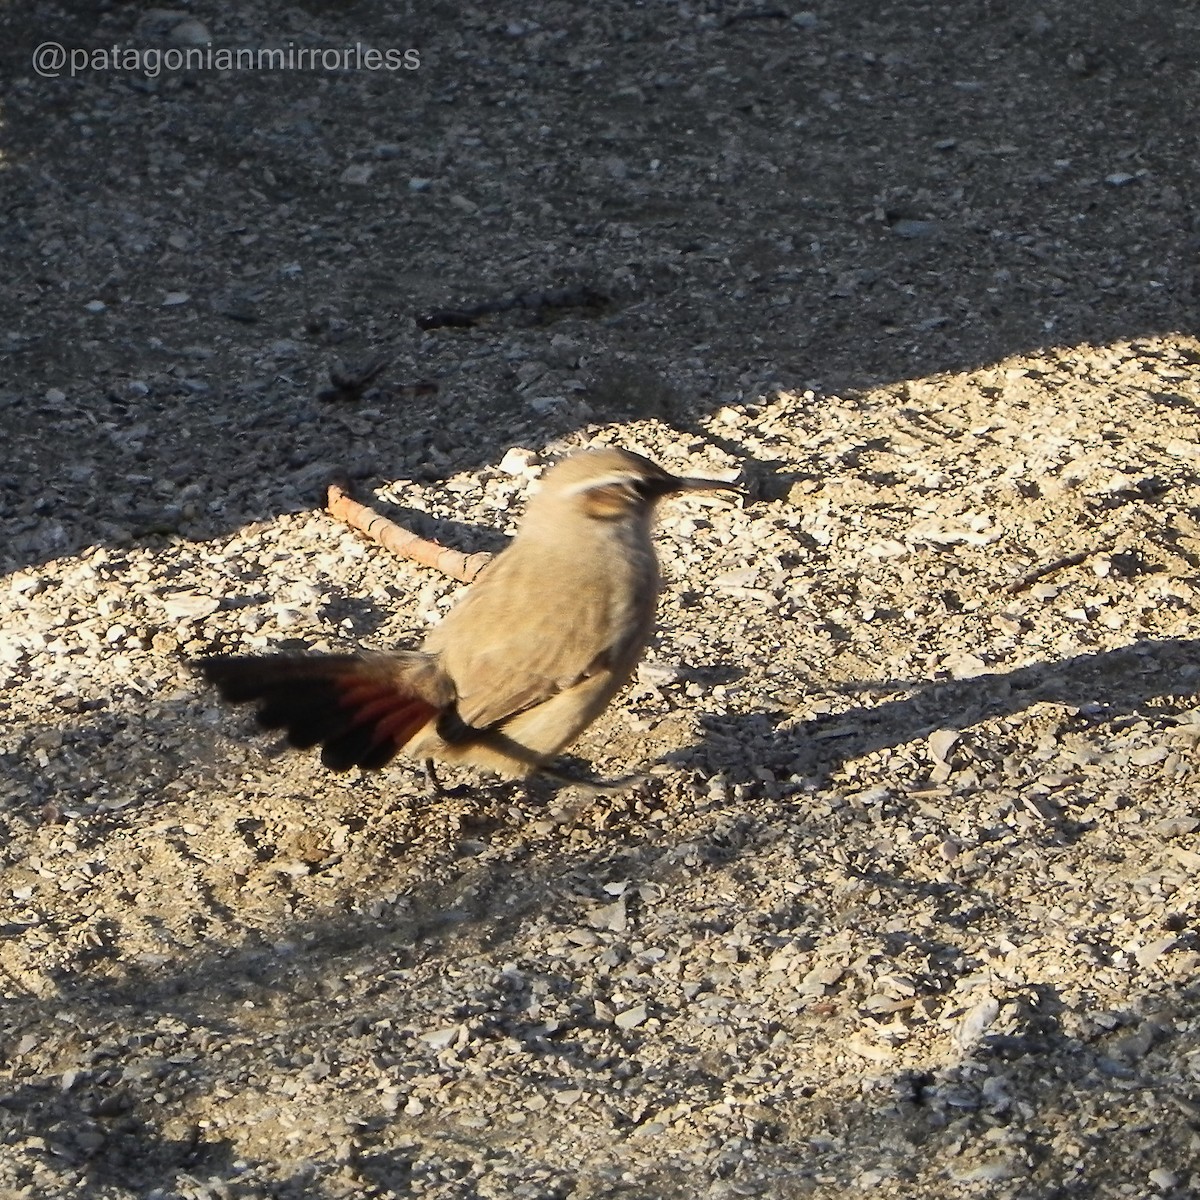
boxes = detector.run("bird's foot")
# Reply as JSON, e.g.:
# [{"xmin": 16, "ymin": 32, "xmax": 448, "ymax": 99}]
[{"xmin": 422, "ymin": 759, "xmax": 474, "ymax": 799}]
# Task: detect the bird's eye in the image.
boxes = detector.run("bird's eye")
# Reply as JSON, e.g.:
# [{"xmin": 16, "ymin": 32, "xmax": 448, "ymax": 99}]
[{"xmin": 631, "ymin": 474, "xmax": 674, "ymax": 500}]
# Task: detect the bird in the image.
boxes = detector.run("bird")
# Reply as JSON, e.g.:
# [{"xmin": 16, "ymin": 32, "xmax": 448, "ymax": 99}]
[{"xmin": 194, "ymin": 447, "xmax": 736, "ymax": 792}]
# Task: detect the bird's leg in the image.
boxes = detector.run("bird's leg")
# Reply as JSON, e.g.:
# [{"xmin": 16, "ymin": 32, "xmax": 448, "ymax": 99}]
[
  {"xmin": 422, "ymin": 759, "xmax": 474, "ymax": 800},
  {"xmin": 423, "ymin": 758, "xmax": 444, "ymax": 797}
]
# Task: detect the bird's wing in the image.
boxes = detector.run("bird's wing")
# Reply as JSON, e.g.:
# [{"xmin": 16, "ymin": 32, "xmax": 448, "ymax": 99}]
[
  {"xmin": 194, "ymin": 651, "xmax": 454, "ymax": 771},
  {"xmin": 425, "ymin": 552, "xmax": 640, "ymax": 734}
]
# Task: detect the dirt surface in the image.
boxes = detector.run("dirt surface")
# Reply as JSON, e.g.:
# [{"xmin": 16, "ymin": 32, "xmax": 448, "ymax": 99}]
[{"xmin": 3, "ymin": 2, "xmax": 1200, "ymax": 1197}]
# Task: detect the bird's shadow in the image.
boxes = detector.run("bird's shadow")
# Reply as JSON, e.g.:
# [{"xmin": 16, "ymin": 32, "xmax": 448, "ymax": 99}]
[{"xmin": 678, "ymin": 635, "xmax": 1200, "ymax": 788}]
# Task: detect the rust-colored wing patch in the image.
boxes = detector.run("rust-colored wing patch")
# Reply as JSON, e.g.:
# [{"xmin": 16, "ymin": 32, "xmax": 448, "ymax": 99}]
[{"xmin": 195, "ymin": 654, "xmax": 443, "ymax": 772}]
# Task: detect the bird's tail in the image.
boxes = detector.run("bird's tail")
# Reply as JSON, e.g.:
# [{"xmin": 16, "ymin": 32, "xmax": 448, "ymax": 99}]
[{"xmin": 193, "ymin": 651, "xmax": 453, "ymax": 771}]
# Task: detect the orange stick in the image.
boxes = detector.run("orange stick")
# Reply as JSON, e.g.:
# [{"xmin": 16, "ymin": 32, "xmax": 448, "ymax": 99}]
[{"xmin": 326, "ymin": 483, "xmax": 493, "ymax": 584}]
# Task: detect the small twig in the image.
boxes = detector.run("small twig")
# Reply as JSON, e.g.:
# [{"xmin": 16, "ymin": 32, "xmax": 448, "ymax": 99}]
[
  {"xmin": 326, "ymin": 483, "xmax": 492, "ymax": 584},
  {"xmin": 1004, "ymin": 549, "xmax": 1096, "ymax": 595},
  {"xmin": 416, "ymin": 284, "xmax": 609, "ymax": 331},
  {"xmin": 723, "ymin": 7, "xmax": 788, "ymax": 27}
]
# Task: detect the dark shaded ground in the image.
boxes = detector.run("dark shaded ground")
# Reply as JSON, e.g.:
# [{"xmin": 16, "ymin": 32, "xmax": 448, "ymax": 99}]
[{"xmin": 2, "ymin": 1, "xmax": 1198, "ymax": 570}]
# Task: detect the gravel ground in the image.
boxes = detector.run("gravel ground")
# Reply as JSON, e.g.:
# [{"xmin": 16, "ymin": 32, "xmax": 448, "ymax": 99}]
[{"xmin": 3, "ymin": 2, "xmax": 1200, "ymax": 1198}]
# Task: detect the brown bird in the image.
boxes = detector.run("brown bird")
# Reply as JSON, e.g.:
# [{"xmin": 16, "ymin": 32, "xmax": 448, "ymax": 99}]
[{"xmin": 195, "ymin": 447, "xmax": 735, "ymax": 791}]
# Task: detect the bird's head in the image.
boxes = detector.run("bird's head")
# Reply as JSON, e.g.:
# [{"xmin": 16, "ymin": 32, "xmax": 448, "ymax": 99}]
[{"xmin": 532, "ymin": 447, "xmax": 738, "ymax": 523}]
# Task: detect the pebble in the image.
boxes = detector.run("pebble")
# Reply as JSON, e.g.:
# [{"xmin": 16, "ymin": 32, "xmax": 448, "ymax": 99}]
[
  {"xmin": 340, "ymin": 164, "xmax": 375, "ymax": 186},
  {"xmin": 158, "ymin": 591, "xmax": 221, "ymax": 620},
  {"xmin": 1135, "ymin": 938, "xmax": 1177, "ymax": 970},
  {"xmin": 891, "ymin": 219, "xmax": 939, "ymax": 239},
  {"xmin": 1130, "ymin": 745, "xmax": 1169, "ymax": 766},
  {"xmin": 943, "ymin": 652, "xmax": 987, "ymax": 679},
  {"xmin": 928, "ymin": 728, "xmax": 960, "ymax": 764},
  {"xmin": 170, "ymin": 18, "xmax": 212, "ymax": 45},
  {"xmin": 956, "ymin": 995, "xmax": 1000, "ymax": 1049},
  {"xmin": 953, "ymin": 1159, "xmax": 1021, "ymax": 1183},
  {"xmin": 636, "ymin": 660, "xmax": 681, "ymax": 687},
  {"xmin": 1154, "ymin": 816, "xmax": 1200, "ymax": 837},
  {"xmin": 614, "ymin": 1004, "xmax": 648, "ymax": 1030},
  {"xmin": 498, "ymin": 447, "xmax": 540, "ymax": 476}
]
